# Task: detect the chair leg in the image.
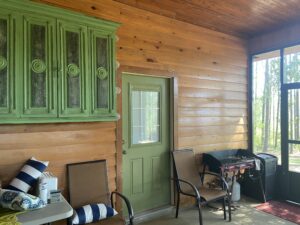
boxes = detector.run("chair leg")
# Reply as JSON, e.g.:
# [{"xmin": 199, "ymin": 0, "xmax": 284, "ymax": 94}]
[
  {"xmin": 222, "ymin": 198, "xmax": 227, "ymax": 220},
  {"xmin": 227, "ymin": 196, "xmax": 232, "ymax": 222},
  {"xmin": 197, "ymin": 200, "xmax": 203, "ymax": 225},
  {"xmin": 175, "ymin": 191, "xmax": 180, "ymax": 218}
]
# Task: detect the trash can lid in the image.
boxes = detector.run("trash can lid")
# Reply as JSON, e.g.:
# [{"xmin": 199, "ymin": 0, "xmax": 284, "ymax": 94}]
[{"xmin": 256, "ymin": 153, "xmax": 277, "ymax": 159}]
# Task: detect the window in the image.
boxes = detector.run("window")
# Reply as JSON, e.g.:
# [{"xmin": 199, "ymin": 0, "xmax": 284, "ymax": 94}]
[
  {"xmin": 252, "ymin": 50, "xmax": 281, "ymax": 164},
  {"xmin": 131, "ymin": 90, "xmax": 160, "ymax": 145}
]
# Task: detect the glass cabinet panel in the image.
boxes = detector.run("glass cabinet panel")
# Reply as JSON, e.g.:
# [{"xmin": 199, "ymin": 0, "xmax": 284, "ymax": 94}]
[
  {"xmin": 0, "ymin": 14, "xmax": 16, "ymax": 117},
  {"xmin": 0, "ymin": 18, "xmax": 8, "ymax": 109},
  {"xmin": 96, "ymin": 37, "xmax": 108, "ymax": 109},
  {"xmin": 66, "ymin": 31, "xmax": 81, "ymax": 108},
  {"xmin": 30, "ymin": 24, "xmax": 46, "ymax": 108},
  {"xmin": 23, "ymin": 16, "xmax": 56, "ymax": 116},
  {"xmin": 90, "ymin": 30, "xmax": 111, "ymax": 115},
  {"xmin": 59, "ymin": 22, "xmax": 88, "ymax": 116}
]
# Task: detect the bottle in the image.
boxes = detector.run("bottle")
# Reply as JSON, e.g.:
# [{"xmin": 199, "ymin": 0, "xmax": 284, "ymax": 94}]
[
  {"xmin": 231, "ymin": 180, "xmax": 241, "ymax": 202},
  {"xmin": 38, "ymin": 178, "xmax": 48, "ymax": 205}
]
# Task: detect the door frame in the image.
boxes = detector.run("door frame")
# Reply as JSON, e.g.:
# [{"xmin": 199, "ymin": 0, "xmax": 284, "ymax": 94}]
[
  {"xmin": 281, "ymin": 81, "xmax": 300, "ymax": 201},
  {"xmin": 115, "ymin": 65, "xmax": 178, "ymax": 210}
]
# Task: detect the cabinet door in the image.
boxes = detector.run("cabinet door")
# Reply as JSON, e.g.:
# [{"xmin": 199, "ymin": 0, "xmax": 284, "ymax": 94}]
[
  {"xmin": 23, "ymin": 15, "xmax": 57, "ymax": 117},
  {"xmin": 58, "ymin": 21, "xmax": 88, "ymax": 116},
  {"xmin": 90, "ymin": 30, "xmax": 112, "ymax": 115},
  {"xmin": 0, "ymin": 13, "xmax": 16, "ymax": 117}
]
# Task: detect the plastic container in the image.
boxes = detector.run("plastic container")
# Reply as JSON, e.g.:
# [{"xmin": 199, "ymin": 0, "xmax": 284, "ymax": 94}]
[
  {"xmin": 228, "ymin": 179, "xmax": 241, "ymax": 202},
  {"xmin": 38, "ymin": 179, "xmax": 48, "ymax": 205}
]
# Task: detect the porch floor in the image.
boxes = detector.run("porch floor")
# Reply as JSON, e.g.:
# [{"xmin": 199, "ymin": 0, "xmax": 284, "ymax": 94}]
[{"xmin": 138, "ymin": 197, "xmax": 297, "ymax": 225}]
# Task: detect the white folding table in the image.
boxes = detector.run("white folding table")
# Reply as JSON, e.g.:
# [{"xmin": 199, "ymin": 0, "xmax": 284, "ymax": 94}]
[{"xmin": 17, "ymin": 194, "xmax": 73, "ymax": 225}]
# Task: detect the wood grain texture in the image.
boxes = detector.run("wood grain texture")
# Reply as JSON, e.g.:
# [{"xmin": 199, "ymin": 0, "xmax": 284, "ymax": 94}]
[
  {"xmin": 114, "ymin": 0, "xmax": 300, "ymax": 38},
  {"xmin": 0, "ymin": 122, "xmax": 117, "ymax": 195},
  {"xmin": 0, "ymin": 1, "xmax": 248, "ymax": 221},
  {"xmin": 33, "ymin": 0, "xmax": 248, "ymax": 151}
]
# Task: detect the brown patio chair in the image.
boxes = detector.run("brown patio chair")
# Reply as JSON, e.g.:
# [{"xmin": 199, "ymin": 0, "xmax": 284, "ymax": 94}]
[
  {"xmin": 172, "ymin": 149, "xmax": 231, "ymax": 225},
  {"xmin": 67, "ymin": 160, "xmax": 134, "ymax": 225}
]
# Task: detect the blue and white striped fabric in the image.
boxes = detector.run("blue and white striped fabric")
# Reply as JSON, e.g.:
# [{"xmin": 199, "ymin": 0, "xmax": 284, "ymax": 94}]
[
  {"xmin": 7, "ymin": 157, "xmax": 49, "ymax": 193},
  {"xmin": 72, "ymin": 203, "xmax": 118, "ymax": 225}
]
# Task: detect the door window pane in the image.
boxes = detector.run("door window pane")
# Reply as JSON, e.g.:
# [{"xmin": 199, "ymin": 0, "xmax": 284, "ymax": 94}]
[
  {"xmin": 252, "ymin": 51, "xmax": 281, "ymax": 163},
  {"xmin": 289, "ymin": 144, "xmax": 300, "ymax": 172},
  {"xmin": 131, "ymin": 90, "xmax": 160, "ymax": 144},
  {"xmin": 284, "ymin": 45, "xmax": 300, "ymax": 83}
]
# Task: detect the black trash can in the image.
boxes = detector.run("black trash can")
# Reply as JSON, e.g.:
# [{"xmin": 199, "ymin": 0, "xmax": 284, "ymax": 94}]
[{"xmin": 241, "ymin": 153, "xmax": 278, "ymax": 202}]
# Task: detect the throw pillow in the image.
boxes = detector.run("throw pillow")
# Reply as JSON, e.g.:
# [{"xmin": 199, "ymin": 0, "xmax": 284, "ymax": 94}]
[
  {"xmin": 0, "ymin": 189, "xmax": 46, "ymax": 211},
  {"xmin": 7, "ymin": 157, "xmax": 49, "ymax": 193},
  {"xmin": 72, "ymin": 203, "xmax": 118, "ymax": 225}
]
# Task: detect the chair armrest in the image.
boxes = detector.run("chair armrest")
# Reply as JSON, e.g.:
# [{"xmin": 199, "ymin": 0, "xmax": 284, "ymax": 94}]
[
  {"xmin": 200, "ymin": 172, "xmax": 229, "ymax": 191},
  {"xmin": 171, "ymin": 178, "xmax": 201, "ymax": 199},
  {"xmin": 111, "ymin": 191, "xmax": 134, "ymax": 225}
]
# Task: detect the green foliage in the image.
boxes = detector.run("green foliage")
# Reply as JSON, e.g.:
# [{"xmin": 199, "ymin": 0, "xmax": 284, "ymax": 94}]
[
  {"xmin": 253, "ymin": 52, "xmax": 300, "ymax": 155},
  {"xmin": 253, "ymin": 57, "xmax": 281, "ymax": 153}
]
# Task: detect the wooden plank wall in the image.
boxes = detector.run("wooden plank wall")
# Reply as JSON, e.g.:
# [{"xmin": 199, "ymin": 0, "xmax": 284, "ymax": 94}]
[
  {"xmin": 0, "ymin": 0, "xmax": 248, "ymax": 213},
  {"xmin": 0, "ymin": 122, "xmax": 117, "ymax": 192}
]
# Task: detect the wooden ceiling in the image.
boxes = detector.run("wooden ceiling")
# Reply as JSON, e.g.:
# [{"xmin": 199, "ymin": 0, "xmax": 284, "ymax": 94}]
[{"xmin": 113, "ymin": 0, "xmax": 300, "ymax": 38}]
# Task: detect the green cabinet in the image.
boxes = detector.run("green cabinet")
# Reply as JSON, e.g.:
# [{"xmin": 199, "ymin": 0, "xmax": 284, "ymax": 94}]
[{"xmin": 0, "ymin": 0, "xmax": 119, "ymax": 124}]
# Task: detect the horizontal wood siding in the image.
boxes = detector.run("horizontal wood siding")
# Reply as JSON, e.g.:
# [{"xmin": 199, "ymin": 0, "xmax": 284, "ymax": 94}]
[
  {"xmin": 0, "ymin": 0, "xmax": 248, "ymax": 216},
  {"xmin": 0, "ymin": 122, "xmax": 117, "ymax": 193},
  {"xmin": 35, "ymin": 0, "xmax": 248, "ymax": 152}
]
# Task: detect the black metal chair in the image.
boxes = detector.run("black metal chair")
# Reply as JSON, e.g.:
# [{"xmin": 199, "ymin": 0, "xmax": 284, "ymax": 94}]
[
  {"xmin": 172, "ymin": 149, "xmax": 231, "ymax": 225},
  {"xmin": 67, "ymin": 160, "xmax": 134, "ymax": 225}
]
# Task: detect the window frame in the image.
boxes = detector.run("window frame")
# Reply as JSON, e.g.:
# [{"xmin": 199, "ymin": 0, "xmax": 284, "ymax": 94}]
[{"xmin": 249, "ymin": 42, "xmax": 300, "ymax": 172}]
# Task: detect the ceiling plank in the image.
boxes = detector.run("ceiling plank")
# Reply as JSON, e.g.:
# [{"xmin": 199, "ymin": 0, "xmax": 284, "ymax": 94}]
[{"xmin": 114, "ymin": 0, "xmax": 300, "ymax": 38}]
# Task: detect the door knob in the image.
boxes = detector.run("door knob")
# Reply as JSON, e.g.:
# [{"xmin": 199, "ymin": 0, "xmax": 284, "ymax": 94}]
[{"xmin": 122, "ymin": 150, "xmax": 127, "ymax": 155}]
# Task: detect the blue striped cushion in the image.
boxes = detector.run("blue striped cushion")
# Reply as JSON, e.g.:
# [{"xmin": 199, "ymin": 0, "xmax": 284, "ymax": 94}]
[
  {"xmin": 72, "ymin": 203, "xmax": 118, "ymax": 225},
  {"xmin": 7, "ymin": 157, "xmax": 49, "ymax": 193}
]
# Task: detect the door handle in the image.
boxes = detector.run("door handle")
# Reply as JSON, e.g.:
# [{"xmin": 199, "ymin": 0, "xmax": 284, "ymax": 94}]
[{"xmin": 122, "ymin": 150, "xmax": 127, "ymax": 155}]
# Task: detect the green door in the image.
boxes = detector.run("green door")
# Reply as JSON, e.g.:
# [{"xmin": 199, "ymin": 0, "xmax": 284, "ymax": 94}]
[{"xmin": 122, "ymin": 73, "xmax": 170, "ymax": 213}]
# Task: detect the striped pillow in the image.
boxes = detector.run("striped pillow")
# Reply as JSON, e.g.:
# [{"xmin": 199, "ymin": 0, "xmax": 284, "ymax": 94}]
[
  {"xmin": 72, "ymin": 203, "xmax": 118, "ymax": 225},
  {"xmin": 7, "ymin": 157, "xmax": 49, "ymax": 193}
]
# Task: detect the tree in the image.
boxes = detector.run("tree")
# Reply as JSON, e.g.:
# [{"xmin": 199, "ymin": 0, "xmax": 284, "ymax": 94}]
[{"xmin": 262, "ymin": 60, "xmax": 271, "ymax": 152}]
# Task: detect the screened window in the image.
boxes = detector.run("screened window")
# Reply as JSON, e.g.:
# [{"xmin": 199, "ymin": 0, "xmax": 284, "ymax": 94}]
[{"xmin": 252, "ymin": 50, "xmax": 281, "ymax": 164}]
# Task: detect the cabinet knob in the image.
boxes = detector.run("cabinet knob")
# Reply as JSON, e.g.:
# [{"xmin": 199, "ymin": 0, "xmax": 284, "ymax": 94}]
[{"xmin": 122, "ymin": 150, "xmax": 127, "ymax": 155}]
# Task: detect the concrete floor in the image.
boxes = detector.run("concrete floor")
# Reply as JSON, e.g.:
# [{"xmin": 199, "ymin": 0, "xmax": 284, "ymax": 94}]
[{"xmin": 139, "ymin": 198, "xmax": 297, "ymax": 225}]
